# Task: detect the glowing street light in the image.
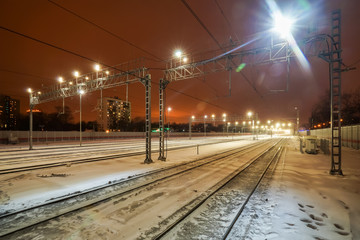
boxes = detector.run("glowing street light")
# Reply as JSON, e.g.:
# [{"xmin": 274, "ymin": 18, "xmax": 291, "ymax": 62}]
[
  {"xmin": 174, "ymin": 50, "xmax": 182, "ymax": 58},
  {"xmin": 27, "ymin": 88, "xmax": 32, "ymax": 93},
  {"xmin": 94, "ymin": 64, "xmax": 101, "ymax": 72},
  {"xmin": 73, "ymin": 71, "xmax": 79, "ymax": 78},
  {"xmin": 272, "ymin": 12, "xmax": 294, "ymax": 39},
  {"xmin": 57, "ymin": 76, "xmax": 64, "ymax": 83}
]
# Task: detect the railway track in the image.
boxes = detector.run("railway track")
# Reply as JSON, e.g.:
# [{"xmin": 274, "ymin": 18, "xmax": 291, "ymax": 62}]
[
  {"xmin": 151, "ymin": 138, "xmax": 286, "ymax": 239},
  {"xmin": 0, "ymin": 139, "xmax": 276, "ymax": 238},
  {"xmin": 0, "ymin": 138, "xmax": 243, "ymax": 175}
]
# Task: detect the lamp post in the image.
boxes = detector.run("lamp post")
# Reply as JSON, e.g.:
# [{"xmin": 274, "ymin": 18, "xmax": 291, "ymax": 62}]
[
  {"xmin": 247, "ymin": 111, "xmax": 255, "ymax": 140},
  {"xmin": 27, "ymin": 88, "xmax": 33, "ymax": 150},
  {"xmin": 204, "ymin": 115, "xmax": 207, "ymax": 136},
  {"xmin": 227, "ymin": 122, "xmax": 230, "ymax": 137},
  {"xmin": 73, "ymin": 71, "xmax": 79, "ymax": 84},
  {"xmin": 79, "ymin": 89, "xmax": 85, "ymax": 146},
  {"xmin": 222, "ymin": 113, "xmax": 227, "ymax": 137},
  {"xmin": 94, "ymin": 64, "xmax": 103, "ymax": 131},
  {"xmin": 167, "ymin": 107, "xmax": 172, "ymax": 139},
  {"xmin": 211, "ymin": 114, "xmax": 215, "ymax": 128},
  {"xmin": 189, "ymin": 115, "xmax": 195, "ymax": 140},
  {"xmin": 235, "ymin": 121, "xmax": 238, "ymax": 134}
]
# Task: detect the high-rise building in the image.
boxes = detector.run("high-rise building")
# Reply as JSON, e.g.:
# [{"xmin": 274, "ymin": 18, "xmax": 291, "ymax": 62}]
[
  {"xmin": 98, "ymin": 96, "xmax": 131, "ymax": 131},
  {"xmin": 0, "ymin": 95, "xmax": 20, "ymax": 130}
]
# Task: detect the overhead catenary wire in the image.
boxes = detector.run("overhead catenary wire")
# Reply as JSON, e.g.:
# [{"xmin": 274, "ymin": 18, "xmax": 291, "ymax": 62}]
[
  {"xmin": 213, "ymin": 0, "xmax": 240, "ymax": 42},
  {"xmin": 47, "ymin": 0, "xmax": 164, "ymax": 62},
  {"xmin": 180, "ymin": 0, "xmax": 262, "ymax": 98}
]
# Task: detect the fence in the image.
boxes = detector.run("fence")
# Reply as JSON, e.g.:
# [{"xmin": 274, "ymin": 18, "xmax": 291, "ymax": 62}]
[
  {"xmin": 0, "ymin": 130, "xmax": 248, "ymax": 145},
  {"xmin": 310, "ymin": 125, "xmax": 360, "ymax": 150}
]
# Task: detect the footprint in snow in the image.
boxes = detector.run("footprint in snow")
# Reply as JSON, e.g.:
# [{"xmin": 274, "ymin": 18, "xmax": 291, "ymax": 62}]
[
  {"xmin": 334, "ymin": 223, "xmax": 344, "ymax": 230},
  {"xmin": 335, "ymin": 231, "xmax": 349, "ymax": 236},
  {"xmin": 306, "ymin": 223, "xmax": 318, "ymax": 230},
  {"xmin": 300, "ymin": 218, "xmax": 312, "ymax": 223},
  {"xmin": 313, "ymin": 236, "xmax": 327, "ymax": 240},
  {"xmin": 309, "ymin": 214, "xmax": 323, "ymax": 222}
]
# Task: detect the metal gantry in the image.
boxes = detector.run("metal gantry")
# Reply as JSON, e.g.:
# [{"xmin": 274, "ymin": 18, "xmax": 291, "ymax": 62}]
[
  {"xmin": 160, "ymin": 10, "xmax": 343, "ymax": 173},
  {"xmin": 28, "ymin": 59, "xmax": 154, "ymax": 164}
]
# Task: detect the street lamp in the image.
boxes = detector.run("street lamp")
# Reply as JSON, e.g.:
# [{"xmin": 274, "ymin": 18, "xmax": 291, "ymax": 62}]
[
  {"xmin": 227, "ymin": 122, "xmax": 230, "ymax": 137},
  {"xmin": 78, "ymin": 89, "xmax": 85, "ymax": 147},
  {"xmin": 167, "ymin": 107, "xmax": 172, "ymax": 138},
  {"xmin": 94, "ymin": 64, "xmax": 101, "ymax": 72},
  {"xmin": 58, "ymin": 76, "xmax": 65, "ymax": 114},
  {"xmin": 247, "ymin": 111, "xmax": 255, "ymax": 140},
  {"xmin": 189, "ymin": 115, "xmax": 195, "ymax": 140},
  {"xmin": 94, "ymin": 64, "xmax": 103, "ymax": 131},
  {"xmin": 174, "ymin": 50, "xmax": 182, "ymax": 58},
  {"xmin": 73, "ymin": 71, "xmax": 79, "ymax": 84},
  {"xmin": 211, "ymin": 114, "xmax": 215, "ymax": 128},
  {"xmin": 204, "ymin": 115, "xmax": 208, "ymax": 136}
]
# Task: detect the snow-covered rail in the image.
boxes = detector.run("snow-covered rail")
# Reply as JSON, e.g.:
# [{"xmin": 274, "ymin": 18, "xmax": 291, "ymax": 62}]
[
  {"xmin": 153, "ymin": 139, "xmax": 286, "ymax": 239},
  {"xmin": 0, "ymin": 139, "xmax": 276, "ymax": 237},
  {"xmin": 0, "ymin": 137, "xmax": 247, "ymax": 175}
]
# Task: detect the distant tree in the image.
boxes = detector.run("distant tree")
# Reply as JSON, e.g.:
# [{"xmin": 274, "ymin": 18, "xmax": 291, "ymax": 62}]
[{"xmin": 309, "ymin": 88, "xmax": 360, "ymax": 128}]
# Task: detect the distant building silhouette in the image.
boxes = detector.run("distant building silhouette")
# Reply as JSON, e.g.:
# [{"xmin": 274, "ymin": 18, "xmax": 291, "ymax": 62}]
[
  {"xmin": 98, "ymin": 96, "xmax": 131, "ymax": 131},
  {"xmin": 0, "ymin": 95, "xmax": 20, "ymax": 130}
]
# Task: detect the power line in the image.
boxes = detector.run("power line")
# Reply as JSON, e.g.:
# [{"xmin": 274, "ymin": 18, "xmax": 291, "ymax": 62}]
[
  {"xmin": 180, "ymin": 0, "xmax": 262, "ymax": 98},
  {"xmin": 213, "ymin": 0, "xmax": 239, "ymax": 41},
  {"xmin": 181, "ymin": 0, "xmax": 222, "ymax": 49},
  {"xmin": 0, "ymin": 68, "xmax": 53, "ymax": 81},
  {"xmin": 47, "ymin": 0, "xmax": 163, "ymax": 62},
  {"xmin": 0, "ymin": 26, "xmax": 230, "ymax": 111}
]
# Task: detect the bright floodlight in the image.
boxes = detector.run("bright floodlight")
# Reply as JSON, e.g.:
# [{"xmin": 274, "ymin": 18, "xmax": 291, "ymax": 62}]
[
  {"xmin": 247, "ymin": 111, "xmax": 253, "ymax": 117},
  {"xmin": 73, "ymin": 71, "xmax": 79, "ymax": 78},
  {"xmin": 27, "ymin": 88, "xmax": 32, "ymax": 93},
  {"xmin": 78, "ymin": 89, "xmax": 85, "ymax": 95},
  {"xmin": 273, "ymin": 12, "xmax": 294, "ymax": 39},
  {"xmin": 167, "ymin": 107, "xmax": 172, "ymax": 112},
  {"xmin": 58, "ymin": 76, "xmax": 64, "ymax": 83},
  {"xmin": 174, "ymin": 50, "xmax": 182, "ymax": 58},
  {"xmin": 94, "ymin": 64, "xmax": 101, "ymax": 71}
]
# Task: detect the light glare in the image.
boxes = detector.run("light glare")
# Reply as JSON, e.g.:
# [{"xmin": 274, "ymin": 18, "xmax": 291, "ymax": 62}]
[{"xmin": 273, "ymin": 12, "xmax": 294, "ymax": 39}]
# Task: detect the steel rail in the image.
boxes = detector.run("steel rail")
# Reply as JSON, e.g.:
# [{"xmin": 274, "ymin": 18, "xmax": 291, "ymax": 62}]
[
  {"xmin": 0, "ymin": 138, "xmax": 245, "ymax": 175},
  {"xmin": 153, "ymin": 139, "xmax": 284, "ymax": 239},
  {"xmin": 0, "ymin": 140, "xmax": 274, "ymax": 237},
  {"xmin": 222, "ymin": 140, "xmax": 285, "ymax": 239}
]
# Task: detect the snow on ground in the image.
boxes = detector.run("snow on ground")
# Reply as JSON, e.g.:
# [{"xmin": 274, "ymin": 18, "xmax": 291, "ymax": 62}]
[
  {"xmin": 0, "ymin": 138, "xmax": 254, "ymax": 214},
  {"xmin": 243, "ymin": 138, "xmax": 360, "ymax": 240},
  {"xmin": 0, "ymin": 136, "xmax": 359, "ymax": 239}
]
